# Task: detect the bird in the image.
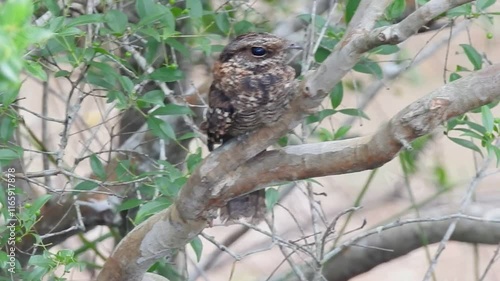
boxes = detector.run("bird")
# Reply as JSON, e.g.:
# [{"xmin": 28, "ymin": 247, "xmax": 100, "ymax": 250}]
[{"xmin": 201, "ymin": 32, "xmax": 301, "ymax": 223}]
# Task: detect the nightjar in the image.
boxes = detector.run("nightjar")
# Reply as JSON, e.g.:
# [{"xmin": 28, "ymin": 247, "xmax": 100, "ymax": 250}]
[{"xmin": 202, "ymin": 32, "xmax": 301, "ymax": 223}]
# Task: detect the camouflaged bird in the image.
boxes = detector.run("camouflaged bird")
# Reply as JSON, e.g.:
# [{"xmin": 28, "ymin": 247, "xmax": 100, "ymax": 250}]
[{"xmin": 201, "ymin": 32, "xmax": 301, "ymax": 223}]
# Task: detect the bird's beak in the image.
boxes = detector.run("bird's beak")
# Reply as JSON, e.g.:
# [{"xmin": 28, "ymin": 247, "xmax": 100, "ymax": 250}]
[{"xmin": 286, "ymin": 42, "xmax": 303, "ymax": 51}]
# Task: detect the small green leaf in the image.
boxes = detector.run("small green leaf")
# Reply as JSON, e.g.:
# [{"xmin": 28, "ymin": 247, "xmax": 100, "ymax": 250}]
[
  {"xmin": 0, "ymin": 115, "xmax": 17, "ymax": 141},
  {"xmin": 0, "ymin": 149, "xmax": 21, "ymax": 162},
  {"xmin": 265, "ymin": 188, "xmax": 279, "ymax": 211},
  {"xmin": 136, "ymin": 0, "xmax": 156, "ymax": 18},
  {"xmin": 117, "ymin": 198, "xmax": 144, "ymax": 212},
  {"xmin": 135, "ymin": 197, "xmax": 171, "ymax": 223},
  {"xmin": 318, "ymin": 128, "xmax": 334, "ymax": 141},
  {"xmin": 481, "ymin": 105, "xmax": 494, "ymax": 133},
  {"xmin": 315, "ymin": 47, "xmax": 331, "ymax": 63},
  {"xmin": 147, "ymin": 116, "xmax": 176, "ymax": 140},
  {"xmin": 371, "ymin": 45, "xmax": 400, "ymax": 55},
  {"xmin": 449, "ymin": 72, "xmax": 461, "ymax": 82},
  {"xmin": 107, "ymin": 90, "xmax": 128, "ymax": 109},
  {"xmin": 446, "ymin": 3, "xmax": 472, "ymax": 17},
  {"xmin": 338, "ymin": 108, "xmax": 370, "ymax": 119},
  {"xmin": 90, "ymin": 154, "xmax": 106, "ymax": 180},
  {"xmin": 150, "ymin": 67, "xmax": 184, "ymax": 82},
  {"xmin": 449, "ymin": 137, "xmax": 482, "ymax": 155},
  {"xmin": 386, "ymin": 0, "xmax": 406, "ymax": 20},
  {"xmin": 186, "ymin": 0, "xmax": 203, "ymax": 19},
  {"xmin": 329, "ymin": 82, "xmax": 343, "ymax": 109},
  {"xmin": 234, "ymin": 20, "xmax": 253, "ymax": 35},
  {"xmin": 74, "ymin": 180, "xmax": 99, "ymax": 191},
  {"xmin": 54, "ymin": 70, "xmax": 71, "ymax": 77},
  {"xmin": 67, "ymin": 14, "xmax": 104, "ymax": 27},
  {"xmin": 118, "ymin": 75, "xmax": 134, "ymax": 94},
  {"xmin": 104, "ymin": 10, "xmax": 128, "ymax": 34},
  {"xmin": 215, "ymin": 12, "xmax": 230, "ymax": 34},
  {"xmin": 454, "ymin": 128, "xmax": 483, "ymax": 140},
  {"xmin": 0, "ymin": 0, "xmax": 33, "ymax": 26},
  {"xmin": 24, "ymin": 61, "xmax": 47, "ymax": 81},
  {"xmin": 353, "ymin": 58, "xmax": 383, "ymax": 79},
  {"xmin": 334, "ymin": 125, "xmax": 351, "ymax": 139},
  {"xmin": 476, "ymin": 0, "xmax": 496, "ymax": 11},
  {"xmin": 186, "ymin": 148, "xmax": 202, "ymax": 173},
  {"xmin": 138, "ymin": 90, "xmax": 165, "ymax": 106},
  {"xmin": 345, "ymin": 0, "xmax": 361, "ymax": 23},
  {"xmin": 460, "ymin": 44, "xmax": 483, "ymax": 70},
  {"xmin": 190, "ymin": 236, "xmax": 203, "ymax": 262},
  {"xmin": 28, "ymin": 194, "xmax": 52, "ymax": 216}
]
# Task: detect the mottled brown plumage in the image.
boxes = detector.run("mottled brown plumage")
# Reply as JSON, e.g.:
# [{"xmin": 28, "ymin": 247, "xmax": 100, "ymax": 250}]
[{"xmin": 203, "ymin": 32, "xmax": 300, "ymax": 223}]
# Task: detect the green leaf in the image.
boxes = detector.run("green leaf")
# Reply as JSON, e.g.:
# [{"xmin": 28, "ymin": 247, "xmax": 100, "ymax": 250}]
[
  {"xmin": 476, "ymin": 0, "xmax": 496, "ymax": 11},
  {"xmin": 318, "ymin": 128, "xmax": 334, "ymax": 141},
  {"xmin": 464, "ymin": 120, "xmax": 487, "ymax": 135},
  {"xmin": 265, "ymin": 188, "xmax": 279, "ymax": 211},
  {"xmin": 190, "ymin": 236, "xmax": 203, "ymax": 262},
  {"xmin": 454, "ymin": 128, "xmax": 483, "ymax": 139},
  {"xmin": 150, "ymin": 104, "xmax": 193, "ymax": 116},
  {"xmin": 107, "ymin": 90, "xmax": 129, "ymax": 109},
  {"xmin": 150, "ymin": 67, "xmax": 184, "ymax": 82},
  {"xmin": 0, "ymin": 115, "xmax": 17, "ymax": 141},
  {"xmin": 0, "ymin": 0, "xmax": 33, "ymax": 26},
  {"xmin": 481, "ymin": 105, "xmax": 494, "ymax": 133},
  {"xmin": 386, "ymin": 0, "xmax": 406, "ymax": 20},
  {"xmin": 147, "ymin": 116, "xmax": 176, "ymax": 140},
  {"xmin": 338, "ymin": 108, "xmax": 370, "ymax": 119},
  {"xmin": 371, "ymin": 45, "xmax": 400, "ymax": 55},
  {"xmin": 104, "ymin": 10, "xmax": 128, "ymax": 34},
  {"xmin": 28, "ymin": 254, "xmax": 56, "ymax": 268},
  {"xmin": 0, "ymin": 148, "xmax": 21, "ymax": 162},
  {"xmin": 67, "ymin": 14, "xmax": 105, "ymax": 27},
  {"xmin": 186, "ymin": 148, "xmax": 202, "ymax": 173},
  {"xmin": 74, "ymin": 180, "xmax": 99, "ymax": 191},
  {"xmin": 449, "ymin": 137, "xmax": 482, "ymax": 155},
  {"xmin": 90, "ymin": 154, "xmax": 106, "ymax": 180},
  {"xmin": 215, "ymin": 12, "xmax": 230, "ymax": 34},
  {"xmin": 329, "ymin": 82, "xmax": 343, "ymax": 109},
  {"xmin": 315, "ymin": 47, "xmax": 331, "ymax": 63},
  {"xmin": 446, "ymin": 3, "xmax": 472, "ymax": 17},
  {"xmin": 55, "ymin": 70, "xmax": 71, "ymax": 77},
  {"xmin": 24, "ymin": 61, "xmax": 47, "ymax": 81},
  {"xmin": 353, "ymin": 58, "xmax": 383, "ymax": 79},
  {"xmin": 345, "ymin": 0, "xmax": 361, "ymax": 23},
  {"xmin": 492, "ymin": 145, "xmax": 500, "ymax": 166},
  {"xmin": 234, "ymin": 20, "xmax": 253, "ymax": 35},
  {"xmin": 28, "ymin": 194, "xmax": 52, "ymax": 216},
  {"xmin": 449, "ymin": 72, "xmax": 461, "ymax": 82},
  {"xmin": 186, "ymin": 0, "xmax": 203, "ymax": 20},
  {"xmin": 136, "ymin": 0, "xmax": 156, "ymax": 19},
  {"xmin": 334, "ymin": 125, "xmax": 351, "ymax": 139},
  {"xmin": 44, "ymin": 0, "xmax": 61, "ymax": 16},
  {"xmin": 138, "ymin": 90, "xmax": 165, "ymax": 106},
  {"xmin": 460, "ymin": 44, "xmax": 482, "ymax": 70},
  {"xmin": 117, "ymin": 198, "xmax": 144, "ymax": 212},
  {"xmin": 135, "ymin": 197, "xmax": 171, "ymax": 223},
  {"xmin": 118, "ymin": 75, "xmax": 134, "ymax": 94}
]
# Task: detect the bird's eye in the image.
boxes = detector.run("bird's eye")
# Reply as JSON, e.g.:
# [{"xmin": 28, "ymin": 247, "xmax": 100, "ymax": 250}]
[{"xmin": 251, "ymin": 47, "xmax": 267, "ymax": 57}]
